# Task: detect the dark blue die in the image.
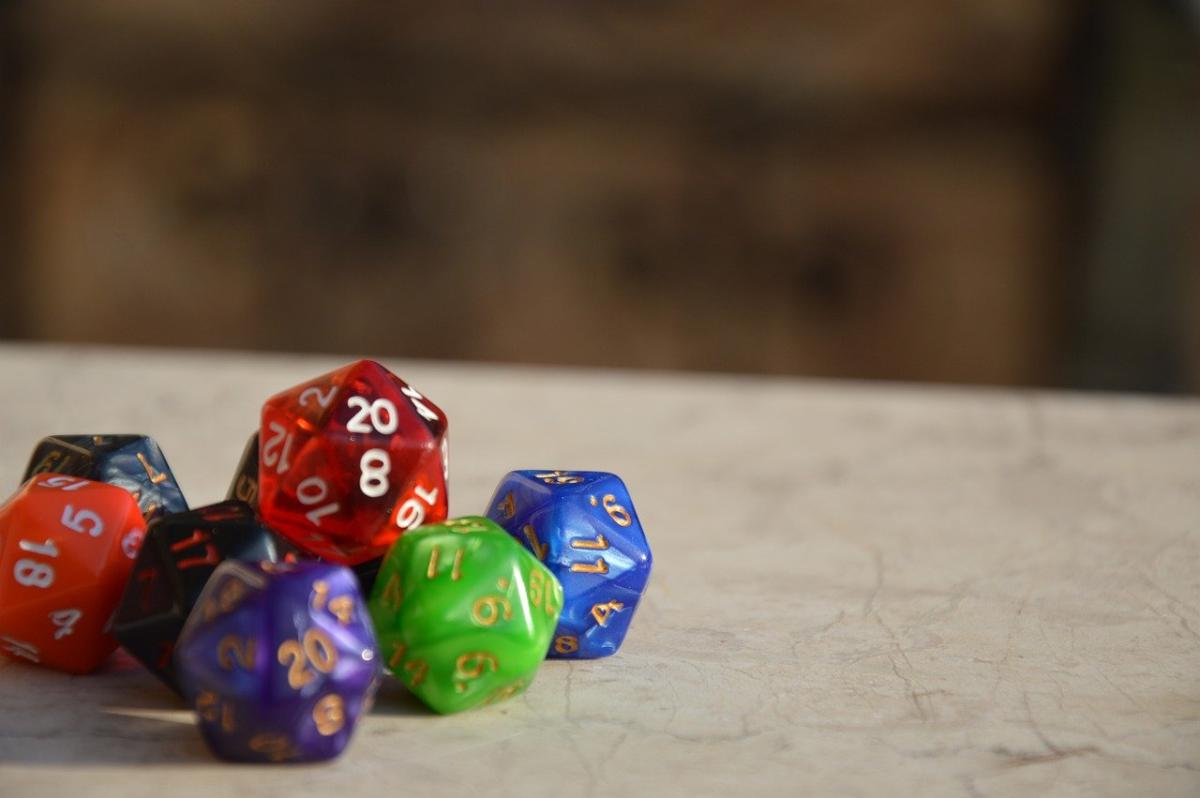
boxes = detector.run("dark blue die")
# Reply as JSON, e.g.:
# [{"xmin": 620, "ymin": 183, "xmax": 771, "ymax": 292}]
[
  {"xmin": 485, "ymin": 470, "xmax": 652, "ymax": 659},
  {"xmin": 23, "ymin": 434, "xmax": 188, "ymax": 521},
  {"xmin": 176, "ymin": 560, "xmax": 380, "ymax": 763}
]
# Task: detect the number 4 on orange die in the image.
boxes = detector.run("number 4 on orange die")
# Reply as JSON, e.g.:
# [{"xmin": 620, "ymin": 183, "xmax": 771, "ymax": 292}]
[{"xmin": 255, "ymin": 360, "xmax": 449, "ymax": 565}]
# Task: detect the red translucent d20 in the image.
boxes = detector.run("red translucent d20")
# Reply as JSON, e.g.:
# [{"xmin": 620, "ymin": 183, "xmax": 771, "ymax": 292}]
[{"xmin": 258, "ymin": 360, "xmax": 448, "ymax": 565}]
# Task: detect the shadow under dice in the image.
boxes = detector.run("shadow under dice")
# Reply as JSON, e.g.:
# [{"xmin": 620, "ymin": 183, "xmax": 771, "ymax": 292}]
[
  {"xmin": 176, "ymin": 560, "xmax": 379, "ymax": 763},
  {"xmin": 0, "ymin": 475, "xmax": 145, "ymax": 673},
  {"xmin": 23, "ymin": 434, "xmax": 188, "ymax": 522},
  {"xmin": 367, "ymin": 517, "xmax": 562, "ymax": 714},
  {"xmin": 485, "ymin": 470, "xmax": 652, "ymax": 659},
  {"xmin": 112, "ymin": 500, "xmax": 297, "ymax": 693},
  {"xmin": 257, "ymin": 360, "xmax": 449, "ymax": 565}
]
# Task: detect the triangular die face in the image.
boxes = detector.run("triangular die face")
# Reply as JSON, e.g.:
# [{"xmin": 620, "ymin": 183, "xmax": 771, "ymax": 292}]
[
  {"xmin": 149, "ymin": 519, "xmax": 222, "ymax": 607},
  {"xmin": 106, "ymin": 435, "xmax": 185, "ymax": 489},
  {"xmin": 386, "ymin": 372, "xmax": 448, "ymax": 440},
  {"xmin": 520, "ymin": 505, "xmax": 557, "ymax": 563},
  {"xmin": 116, "ymin": 534, "xmax": 181, "ymax": 623},
  {"xmin": 23, "ymin": 438, "xmax": 97, "ymax": 479},
  {"xmin": 546, "ymin": 492, "xmax": 649, "ymax": 589},
  {"xmin": 384, "ymin": 442, "xmax": 449, "ymax": 535},
  {"xmin": 264, "ymin": 361, "xmax": 360, "ymax": 429},
  {"xmin": 272, "ymin": 430, "xmax": 347, "ymax": 507},
  {"xmin": 327, "ymin": 361, "xmax": 444, "ymax": 448},
  {"xmin": 487, "ymin": 473, "xmax": 553, "ymax": 533},
  {"xmin": 354, "ymin": 360, "xmax": 448, "ymax": 438},
  {"xmin": 175, "ymin": 599, "xmax": 268, "ymax": 700}
]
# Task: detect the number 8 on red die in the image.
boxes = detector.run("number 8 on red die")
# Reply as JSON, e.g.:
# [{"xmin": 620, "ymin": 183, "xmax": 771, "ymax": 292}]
[
  {"xmin": 0, "ymin": 475, "xmax": 145, "ymax": 673},
  {"xmin": 257, "ymin": 360, "xmax": 449, "ymax": 565}
]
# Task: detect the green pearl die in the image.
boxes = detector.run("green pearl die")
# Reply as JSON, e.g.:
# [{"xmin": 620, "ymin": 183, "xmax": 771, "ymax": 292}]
[{"xmin": 367, "ymin": 516, "xmax": 563, "ymax": 713}]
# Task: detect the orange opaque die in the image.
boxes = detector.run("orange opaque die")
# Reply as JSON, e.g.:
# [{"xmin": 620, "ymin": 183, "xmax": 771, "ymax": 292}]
[
  {"xmin": 0, "ymin": 475, "xmax": 146, "ymax": 673},
  {"xmin": 258, "ymin": 359, "xmax": 449, "ymax": 565}
]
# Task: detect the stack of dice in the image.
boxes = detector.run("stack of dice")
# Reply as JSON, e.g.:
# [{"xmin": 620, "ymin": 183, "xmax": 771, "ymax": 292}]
[{"xmin": 0, "ymin": 360, "xmax": 652, "ymax": 763}]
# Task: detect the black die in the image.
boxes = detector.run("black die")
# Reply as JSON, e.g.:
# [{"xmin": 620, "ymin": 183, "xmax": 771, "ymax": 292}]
[{"xmin": 111, "ymin": 500, "xmax": 298, "ymax": 693}]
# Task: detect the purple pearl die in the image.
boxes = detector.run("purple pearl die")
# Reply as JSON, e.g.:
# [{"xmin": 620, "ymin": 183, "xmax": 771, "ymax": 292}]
[{"xmin": 176, "ymin": 559, "xmax": 380, "ymax": 763}]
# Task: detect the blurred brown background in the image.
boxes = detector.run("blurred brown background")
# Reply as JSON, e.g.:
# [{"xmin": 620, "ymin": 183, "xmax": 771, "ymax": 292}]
[{"xmin": 1, "ymin": 1, "xmax": 1198, "ymax": 392}]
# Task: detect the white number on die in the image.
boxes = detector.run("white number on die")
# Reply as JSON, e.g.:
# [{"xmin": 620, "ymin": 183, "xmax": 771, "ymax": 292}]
[
  {"xmin": 359, "ymin": 449, "xmax": 391, "ymax": 498},
  {"xmin": 297, "ymin": 476, "xmax": 340, "ymax": 526},
  {"xmin": 61, "ymin": 505, "xmax": 104, "ymax": 538},
  {"xmin": 394, "ymin": 485, "xmax": 441, "ymax": 531},
  {"xmin": 14, "ymin": 539, "xmax": 59, "ymax": 589},
  {"xmin": 38, "ymin": 476, "xmax": 89, "ymax": 492},
  {"xmin": 346, "ymin": 397, "xmax": 399, "ymax": 435},
  {"xmin": 400, "ymin": 385, "xmax": 439, "ymax": 424},
  {"xmin": 49, "ymin": 608, "xmax": 82, "ymax": 640},
  {"xmin": 14, "ymin": 559, "xmax": 54, "ymax": 588},
  {"xmin": 262, "ymin": 422, "xmax": 295, "ymax": 475},
  {"xmin": 345, "ymin": 396, "xmax": 401, "ymax": 497},
  {"xmin": 0, "ymin": 636, "xmax": 39, "ymax": 662},
  {"xmin": 299, "ymin": 385, "xmax": 336, "ymax": 409}
]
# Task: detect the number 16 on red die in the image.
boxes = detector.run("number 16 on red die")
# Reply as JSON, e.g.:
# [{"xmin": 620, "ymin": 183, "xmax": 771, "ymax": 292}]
[{"xmin": 256, "ymin": 360, "xmax": 449, "ymax": 565}]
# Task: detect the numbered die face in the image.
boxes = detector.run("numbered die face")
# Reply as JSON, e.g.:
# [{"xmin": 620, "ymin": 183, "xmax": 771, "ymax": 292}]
[
  {"xmin": 112, "ymin": 500, "xmax": 299, "ymax": 693},
  {"xmin": 0, "ymin": 475, "xmax": 146, "ymax": 673},
  {"xmin": 176, "ymin": 560, "xmax": 380, "ymax": 763},
  {"xmin": 227, "ymin": 432, "xmax": 260, "ymax": 508},
  {"xmin": 368, "ymin": 517, "xmax": 562, "ymax": 714},
  {"xmin": 257, "ymin": 360, "xmax": 449, "ymax": 565},
  {"xmin": 228, "ymin": 434, "xmax": 382, "ymax": 595},
  {"xmin": 485, "ymin": 471, "xmax": 652, "ymax": 659},
  {"xmin": 23, "ymin": 434, "xmax": 188, "ymax": 522}
]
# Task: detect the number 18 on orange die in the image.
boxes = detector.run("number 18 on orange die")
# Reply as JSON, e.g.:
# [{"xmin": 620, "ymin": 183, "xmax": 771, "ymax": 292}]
[
  {"xmin": 0, "ymin": 475, "xmax": 145, "ymax": 673},
  {"xmin": 257, "ymin": 360, "xmax": 449, "ymax": 565}
]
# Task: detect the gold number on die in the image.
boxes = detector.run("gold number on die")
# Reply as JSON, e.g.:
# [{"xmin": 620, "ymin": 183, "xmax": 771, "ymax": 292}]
[{"xmin": 277, "ymin": 628, "xmax": 337, "ymax": 689}]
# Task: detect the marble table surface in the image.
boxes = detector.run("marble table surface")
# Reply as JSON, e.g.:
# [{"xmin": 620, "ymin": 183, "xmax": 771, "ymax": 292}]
[{"xmin": 0, "ymin": 343, "xmax": 1196, "ymax": 797}]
